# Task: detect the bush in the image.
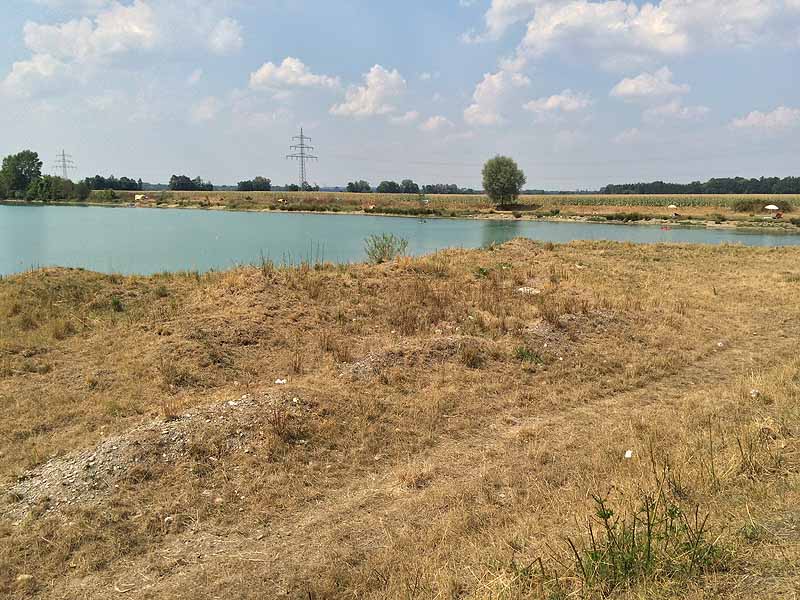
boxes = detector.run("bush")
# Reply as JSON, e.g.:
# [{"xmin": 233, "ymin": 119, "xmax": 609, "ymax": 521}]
[
  {"xmin": 731, "ymin": 199, "xmax": 793, "ymax": 213},
  {"xmin": 364, "ymin": 234, "xmax": 409, "ymax": 264}
]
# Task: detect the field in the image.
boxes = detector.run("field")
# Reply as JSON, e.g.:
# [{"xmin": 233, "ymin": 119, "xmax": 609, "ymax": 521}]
[
  {"xmin": 1, "ymin": 240, "xmax": 800, "ymax": 598},
  {"xmin": 88, "ymin": 190, "xmax": 800, "ymax": 228}
]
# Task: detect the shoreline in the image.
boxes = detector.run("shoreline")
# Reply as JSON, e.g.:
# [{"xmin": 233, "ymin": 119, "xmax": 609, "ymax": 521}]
[{"xmin": 3, "ymin": 198, "xmax": 799, "ymax": 235}]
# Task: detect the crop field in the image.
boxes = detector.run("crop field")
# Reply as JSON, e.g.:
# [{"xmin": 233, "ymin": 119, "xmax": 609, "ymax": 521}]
[
  {"xmin": 93, "ymin": 190, "xmax": 800, "ymax": 218},
  {"xmin": 1, "ymin": 240, "xmax": 799, "ymax": 598}
]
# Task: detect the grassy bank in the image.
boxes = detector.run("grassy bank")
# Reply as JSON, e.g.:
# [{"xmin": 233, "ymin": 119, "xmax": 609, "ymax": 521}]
[{"xmin": 1, "ymin": 240, "xmax": 799, "ymax": 598}]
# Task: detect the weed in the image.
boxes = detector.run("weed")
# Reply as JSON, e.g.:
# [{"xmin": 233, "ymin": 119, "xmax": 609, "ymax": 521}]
[
  {"xmin": 514, "ymin": 346, "xmax": 544, "ymax": 364},
  {"xmin": 568, "ymin": 481, "xmax": 727, "ymax": 596},
  {"xmin": 110, "ymin": 296, "xmax": 124, "ymax": 312},
  {"xmin": 154, "ymin": 285, "xmax": 170, "ymax": 298}
]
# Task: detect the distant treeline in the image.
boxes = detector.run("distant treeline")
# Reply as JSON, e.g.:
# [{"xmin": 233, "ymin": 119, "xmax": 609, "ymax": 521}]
[
  {"xmin": 601, "ymin": 177, "xmax": 800, "ymax": 195},
  {"xmin": 85, "ymin": 175, "xmax": 143, "ymax": 191},
  {"xmin": 346, "ymin": 180, "xmax": 477, "ymax": 194},
  {"xmin": 168, "ymin": 175, "xmax": 213, "ymax": 191}
]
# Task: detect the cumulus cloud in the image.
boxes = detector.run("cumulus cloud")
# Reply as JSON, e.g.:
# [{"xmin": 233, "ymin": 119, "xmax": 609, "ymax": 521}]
[
  {"xmin": 330, "ymin": 65, "xmax": 406, "ymax": 118},
  {"xmin": 464, "ymin": 70, "xmax": 530, "ymax": 126},
  {"xmin": 731, "ymin": 106, "xmax": 800, "ymax": 132},
  {"xmin": 524, "ymin": 89, "xmax": 592, "ymax": 114},
  {"xmin": 643, "ymin": 99, "xmax": 709, "ymax": 122},
  {"xmin": 23, "ymin": 0, "xmax": 158, "ymax": 62},
  {"xmin": 3, "ymin": 0, "xmax": 243, "ymax": 96},
  {"xmin": 470, "ymin": 1, "xmax": 800, "ymax": 72},
  {"xmin": 249, "ymin": 57, "xmax": 340, "ymax": 91},
  {"xmin": 610, "ymin": 67, "xmax": 689, "ymax": 100},
  {"xmin": 419, "ymin": 115, "xmax": 455, "ymax": 132}
]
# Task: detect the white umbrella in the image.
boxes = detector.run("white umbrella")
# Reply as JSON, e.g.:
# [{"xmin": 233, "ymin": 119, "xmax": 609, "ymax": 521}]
[
  {"xmin": 765, "ymin": 204, "xmax": 780, "ymax": 211},
  {"xmin": 668, "ymin": 204, "xmax": 678, "ymax": 209}
]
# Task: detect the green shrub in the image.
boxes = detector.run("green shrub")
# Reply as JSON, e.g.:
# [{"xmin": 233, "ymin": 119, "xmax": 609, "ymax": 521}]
[
  {"xmin": 731, "ymin": 199, "xmax": 792, "ymax": 213},
  {"xmin": 364, "ymin": 233, "xmax": 409, "ymax": 264}
]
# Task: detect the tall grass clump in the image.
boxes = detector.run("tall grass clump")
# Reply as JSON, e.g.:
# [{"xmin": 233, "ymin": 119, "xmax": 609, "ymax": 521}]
[{"xmin": 364, "ymin": 234, "xmax": 409, "ymax": 264}]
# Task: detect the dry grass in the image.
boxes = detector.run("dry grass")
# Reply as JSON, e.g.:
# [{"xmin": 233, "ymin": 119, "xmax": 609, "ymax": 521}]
[{"xmin": 1, "ymin": 240, "xmax": 799, "ymax": 599}]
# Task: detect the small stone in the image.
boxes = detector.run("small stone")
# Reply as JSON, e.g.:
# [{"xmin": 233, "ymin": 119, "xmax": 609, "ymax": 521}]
[
  {"xmin": 213, "ymin": 497, "xmax": 224, "ymax": 506},
  {"xmin": 16, "ymin": 574, "xmax": 34, "ymax": 586}
]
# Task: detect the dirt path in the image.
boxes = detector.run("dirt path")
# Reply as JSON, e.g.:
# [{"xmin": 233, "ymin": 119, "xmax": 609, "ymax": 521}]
[{"xmin": 38, "ymin": 316, "xmax": 799, "ymax": 599}]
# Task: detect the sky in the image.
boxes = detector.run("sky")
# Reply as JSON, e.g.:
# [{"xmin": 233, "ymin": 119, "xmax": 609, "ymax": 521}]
[{"xmin": 1, "ymin": 0, "xmax": 799, "ymax": 190}]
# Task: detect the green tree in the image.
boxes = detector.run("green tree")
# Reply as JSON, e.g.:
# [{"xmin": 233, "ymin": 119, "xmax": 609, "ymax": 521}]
[
  {"xmin": 376, "ymin": 180, "xmax": 402, "ymax": 194},
  {"xmin": 346, "ymin": 180, "xmax": 371, "ymax": 193},
  {"xmin": 482, "ymin": 156, "xmax": 526, "ymax": 207},
  {"xmin": 401, "ymin": 179, "xmax": 420, "ymax": 194},
  {"xmin": 1, "ymin": 150, "xmax": 43, "ymax": 197}
]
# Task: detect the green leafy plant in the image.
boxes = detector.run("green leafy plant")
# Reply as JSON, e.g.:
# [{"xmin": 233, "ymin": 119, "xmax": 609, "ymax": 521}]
[{"xmin": 364, "ymin": 233, "xmax": 409, "ymax": 264}]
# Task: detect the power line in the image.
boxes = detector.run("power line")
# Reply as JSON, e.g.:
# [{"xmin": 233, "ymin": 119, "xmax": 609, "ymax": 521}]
[
  {"xmin": 53, "ymin": 150, "xmax": 76, "ymax": 180},
  {"xmin": 286, "ymin": 127, "xmax": 317, "ymax": 189}
]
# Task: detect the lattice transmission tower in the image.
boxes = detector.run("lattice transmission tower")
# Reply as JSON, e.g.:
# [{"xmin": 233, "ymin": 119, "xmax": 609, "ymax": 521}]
[
  {"xmin": 54, "ymin": 150, "xmax": 76, "ymax": 180},
  {"xmin": 286, "ymin": 128, "xmax": 317, "ymax": 189}
]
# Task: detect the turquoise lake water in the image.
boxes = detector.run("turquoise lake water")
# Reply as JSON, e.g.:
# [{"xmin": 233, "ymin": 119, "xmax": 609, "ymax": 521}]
[{"xmin": 2, "ymin": 204, "xmax": 798, "ymax": 275}]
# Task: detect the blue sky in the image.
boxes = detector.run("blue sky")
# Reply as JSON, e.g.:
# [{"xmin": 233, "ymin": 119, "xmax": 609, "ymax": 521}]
[{"xmin": 1, "ymin": 0, "xmax": 799, "ymax": 189}]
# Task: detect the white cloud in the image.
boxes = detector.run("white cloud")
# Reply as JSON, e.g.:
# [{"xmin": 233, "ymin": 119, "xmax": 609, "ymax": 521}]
[
  {"xmin": 464, "ymin": 69, "xmax": 531, "ymax": 126},
  {"xmin": 731, "ymin": 106, "xmax": 800, "ymax": 132},
  {"xmin": 462, "ymin": 0, "xmax": 541, "ymax": 42},
  {"xmin": 524, "ymin": 89, "xmax": 592, "ymax": 114},
  {"xmin": 390, "ymin": 110, "xmax": 420, "ymax": 125},
  {"xmin": 419, "ymin": 115, "xmax": 455, "ymax": 132},
  {"xmin": 610, "ymin": 67, "xmax": 689, "ymax": 100},
  {"xmin": 330, "ymin": 65, "xmax": 406, "ymax": 118},
  {"xmin": 249, "ymin": 57, "xmax": 340, "ymax": 90},
  {"xmin": 23, "ymin": 0, "xmax": 158, "ymax": 62},
  {"xmin": 473, "ymin": 1, "xmax": 800, "ymax": 72},
  {"xmin": 1, "ymin": 53, "xmax": 72, "ymax": 97},
  {"xmin": 190, "ymin": 96, "xmax": 221, "ymax": 122},
  {"xmin": 208, "ymin": 17, "xmax": 243, "ymax": 55},
  {"xmin": 643, "ymin": 98, "xmax": 709, "ymax": 122},
  {"xmin": 4, "ymin": 1, "xmax": 243, "ymax": 96}
]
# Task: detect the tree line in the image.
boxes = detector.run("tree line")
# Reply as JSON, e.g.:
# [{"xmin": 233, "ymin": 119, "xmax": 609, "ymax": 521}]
[
  {"xmin": 345, "ymin": 179, "xmax": 476, "ymax": 194},
  {"xmin": 601, "ymin": 176, "xmax": 800, "ymax": 195}
]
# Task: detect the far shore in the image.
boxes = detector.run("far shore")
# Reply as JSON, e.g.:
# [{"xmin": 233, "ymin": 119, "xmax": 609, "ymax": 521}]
[{"xmin": 3, "ymin": 197, "xmax": 800, "ymax": 235}]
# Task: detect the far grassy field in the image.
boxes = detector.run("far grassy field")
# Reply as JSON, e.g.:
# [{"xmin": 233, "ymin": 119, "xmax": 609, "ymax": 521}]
[
  {"xmin": 86, "ymin": 190, "xmax": 800, "ymax": 229},
  {"xmin": 2, "ymin": 240, "xmax": 799, "ymax": 598}
]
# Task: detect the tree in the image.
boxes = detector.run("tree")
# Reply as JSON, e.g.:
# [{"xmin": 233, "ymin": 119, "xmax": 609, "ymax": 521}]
[
  {"xmin": 168, "ymin": 175, "xmax": 213, "ymax": 191},
  {"xmin": 482, "ymin": 156, "xmax": 526, "ymax": 207},
  {"xmin": 1, "ymin": 150, "xmax": 43, "ymax": 197},
  {"xmin": 346, "ymin": 180, "xmax": 371, "ymax": 193},
  {"xmin": 401, "ymin": 179, "xmax": 420, "ymax": 194},
  {"xmin": 376, "ymin": 180, "xmax": 402, "ymax": 194}
]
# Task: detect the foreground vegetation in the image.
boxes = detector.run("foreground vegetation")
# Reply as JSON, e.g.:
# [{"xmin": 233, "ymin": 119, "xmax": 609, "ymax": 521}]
[{"xmin": 1, "ymin": 240, "xmax": 799, "ymax": 598}]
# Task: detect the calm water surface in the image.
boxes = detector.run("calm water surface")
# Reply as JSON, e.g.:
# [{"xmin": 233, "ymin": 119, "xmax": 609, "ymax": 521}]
[{"xmin": 2, "ymin": 204, "xmax": 798, "ymax": 275}]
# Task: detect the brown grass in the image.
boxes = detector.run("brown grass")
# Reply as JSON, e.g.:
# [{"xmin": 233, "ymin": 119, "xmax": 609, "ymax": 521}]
[{"xmin": 1, "ymin": 241, "xmax": 799, "ymax": 598}]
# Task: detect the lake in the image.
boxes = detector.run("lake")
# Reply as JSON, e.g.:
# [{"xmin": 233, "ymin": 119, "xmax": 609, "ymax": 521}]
[{"xmin": 2, "ymin": 204, "xmax": 799, "ymax": 276}]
